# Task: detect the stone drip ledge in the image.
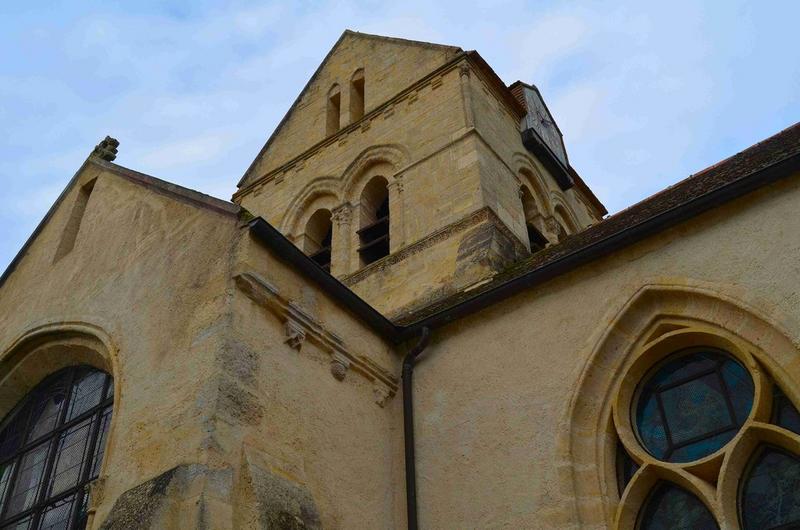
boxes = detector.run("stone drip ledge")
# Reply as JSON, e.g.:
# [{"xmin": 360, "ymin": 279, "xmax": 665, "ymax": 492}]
[
  {"xmin": 342, "ymin": 205, "xmax": 528, "ymax": 286},
  {"xmin": 234, "ymin": 272, "xmax": 397, "ymax": 407}
]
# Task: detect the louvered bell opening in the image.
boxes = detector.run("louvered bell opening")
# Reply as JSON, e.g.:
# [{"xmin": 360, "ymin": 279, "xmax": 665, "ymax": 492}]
[
  {"xmin": 310, "ymin": 226, "xmax": 332, "ymax": 272},
  {"xmin": 358, "ymin": 197, "xmax": 389, "ymax": 265}
]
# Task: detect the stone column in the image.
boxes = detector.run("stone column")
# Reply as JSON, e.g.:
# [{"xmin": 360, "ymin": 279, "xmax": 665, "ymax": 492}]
[
  {"xmin": 331, "ymin": 203, "xmax": 353, "ymax": 276},
  {"xmin": 387, "ymin": 176, "xmax": 405, "ymax": 252},
  {"xmin": 459, "ymin": 63, "xmax": 475, "ymax": 129}
]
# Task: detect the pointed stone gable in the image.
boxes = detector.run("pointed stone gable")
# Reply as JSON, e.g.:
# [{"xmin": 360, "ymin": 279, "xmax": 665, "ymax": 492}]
[{"xmin": 239, "ymin": 31, "xmax": 462, "ymax": 188}]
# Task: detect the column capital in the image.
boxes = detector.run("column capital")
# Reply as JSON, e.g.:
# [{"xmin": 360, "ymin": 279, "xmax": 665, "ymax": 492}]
[
  {"xmin": 332, "ymin": 203, "xmax": 353, "ymax": 225},
  {"xmin": 387, "ymin": 178, "xmax": 404, "ymax": 194}
]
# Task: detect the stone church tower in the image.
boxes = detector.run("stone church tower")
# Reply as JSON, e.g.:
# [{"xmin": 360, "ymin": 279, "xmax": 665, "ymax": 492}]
[
  {"xmin": 233, "ymin": 32, "xmax": 605, "ymax": 320},
  {"xmin": 1, "ymin": 30, "xmax": 800, "ymax": 529}
]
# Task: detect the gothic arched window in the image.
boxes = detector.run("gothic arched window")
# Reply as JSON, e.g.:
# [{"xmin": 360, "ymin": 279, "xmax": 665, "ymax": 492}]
[
  {"xmin": 0, "ymin": 365, "xmax": 113, "ymax": 529},
  {"xmin": 613, "ymin": 329, "xmax": 800, "ymax": 528}
]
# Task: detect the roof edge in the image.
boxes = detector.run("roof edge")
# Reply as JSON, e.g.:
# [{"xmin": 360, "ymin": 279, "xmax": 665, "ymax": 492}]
[
  {"xmin": 247, "ymin": 217, "xmax": 402, "ymax": 342},
  {"xmin": 399, "ymin": 143, "xmax": 800, "ymax": 333},
  {"xmin": 237, "ymin": 30, "xmax": 464, "ymax": 189},
  {"xmin": 0, "ymin": 157, "xmax": 239, "ymax": 292},
  {"xmin": 93, "ymin": 159, "xmax": 240, "ymax": 217}
]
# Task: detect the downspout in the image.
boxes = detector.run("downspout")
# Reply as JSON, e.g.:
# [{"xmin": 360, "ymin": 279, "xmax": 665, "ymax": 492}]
[{"xmin": 402, "ymin": 326, "xmax": 431, "ymax": 530}]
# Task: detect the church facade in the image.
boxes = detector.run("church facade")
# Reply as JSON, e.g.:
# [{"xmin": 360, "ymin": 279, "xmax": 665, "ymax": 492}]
[{"xmin": 1, "ymin": 30, "xmax": 799, "ymax": 529}]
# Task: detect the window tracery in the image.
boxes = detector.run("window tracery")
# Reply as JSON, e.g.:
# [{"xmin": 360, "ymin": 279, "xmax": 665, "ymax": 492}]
[
  {"xmin": 638, "ymin": 482, "xmax": 718, "ymax": 530},
  {"xmin": 740, "ymin": 446, "xmax": 800, "ymax": 529},
  {"xmin": 612, "ymin": 330, "xmax": 800, "ymax": 529}
]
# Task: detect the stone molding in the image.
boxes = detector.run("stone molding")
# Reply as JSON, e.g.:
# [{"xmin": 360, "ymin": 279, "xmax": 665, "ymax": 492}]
[
  {"xmin": 234, "ymin": 272, "xmax": 397, "ymax": 405},
  {"xmin": 342, "ymin": 206, "xmax": 528, "ymax": 286},
  {"xmin": 558, "ymin": 281, "xmax": 800, "ymax": 528}
]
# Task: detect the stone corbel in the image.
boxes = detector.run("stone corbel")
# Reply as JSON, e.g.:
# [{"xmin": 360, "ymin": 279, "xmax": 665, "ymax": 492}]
[
  {"xmin": 373, "ymin": 385, "xmax": 391, "ymax": 408},
  {"xmin": 85, "ymin": 474, "xmax": 107, "ymax": 527},
  {"xmin": 284, "ymin": 320, "xmax": 306, "ymax": 350},
  {"xmin": 330, "ymin": 353, "xmax": 350, "ymax": 381}
]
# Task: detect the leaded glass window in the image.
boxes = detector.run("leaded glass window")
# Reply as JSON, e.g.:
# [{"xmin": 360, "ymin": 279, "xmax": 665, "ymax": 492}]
[
  {"xmin": 634, "ymin": 348, "xmax": 753, "ymax": 462},
  {"xmin": 637, "ymin": 482, "xmax": 718, "ymax": 530},
  {"xmin": 740, "ymin": 446, "xmax": 800, "ymax": 529},
  {"xmin": 0, "ymin": 366, "xmax": 113, "ymax": 529},
  {"xmin": 771, "ymin": 386, "xmax": 800, "ymax": 435}
]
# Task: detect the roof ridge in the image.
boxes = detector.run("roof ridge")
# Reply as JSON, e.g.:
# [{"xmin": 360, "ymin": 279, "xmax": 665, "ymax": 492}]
[{"xmin": 343, "ymin": 29, "xmax": 462, "ymax": 52}]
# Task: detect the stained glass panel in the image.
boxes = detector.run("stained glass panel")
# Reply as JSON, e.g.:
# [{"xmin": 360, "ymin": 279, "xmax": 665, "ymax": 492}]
[
  {"xmin": 634, "ymin": 349, "xmax": 753, "ymax": 462},
  {"xmin": 741, "ymin": 447, "xmax": 800, "ymax": 529},
  {"xmin": 65, "ymin": 370, "xmax": 105, "ymax": 422},
  {"xmin": 25, "ymin": 375, "xmax": 69, "ymax": 443},
  {"xmin": 772, "ymin": 386, "xmax": 800, "ymax": 435},
  {"xmin": 637, "ymin": 483, "xmax": 718, "ymax": 530},
  {"xmin": 0, "ymin": 402, "xmax": 32, "ymax": 457},
  {"xmin": 90, "ymin": 407, "xmax": 112, "ymax": 480},
  {"xmin": 47, "ymin": 418, "xmax": 93, "ymax": 497}
]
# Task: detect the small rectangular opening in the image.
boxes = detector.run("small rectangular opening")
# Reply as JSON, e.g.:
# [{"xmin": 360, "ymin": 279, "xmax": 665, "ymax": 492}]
[
  {"xmin": 350, "ymin": 77, "xmax": 364, "ymax": 122},
  {"xmin": 326, "ymin": 92, "xmax": 341, "ymax": 136},
  {"xmin": 54, "ymin": 179, "xmax": 96, "ymax": 262}
]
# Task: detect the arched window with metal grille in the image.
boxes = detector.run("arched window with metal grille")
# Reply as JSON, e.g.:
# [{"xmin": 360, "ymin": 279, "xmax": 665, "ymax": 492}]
[{"xmin": 0, "ymin": 365, "xmax": 113, "ymax": 529}]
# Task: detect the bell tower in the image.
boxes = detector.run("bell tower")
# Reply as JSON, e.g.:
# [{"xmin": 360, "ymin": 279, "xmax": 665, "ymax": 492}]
[{"xmin": 233, "ymin": 31, "xmax": 606, "ymax": 320}]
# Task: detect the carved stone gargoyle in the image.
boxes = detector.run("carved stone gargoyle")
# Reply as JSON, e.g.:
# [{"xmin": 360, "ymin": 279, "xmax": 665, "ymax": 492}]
[{"xmin": 92, "ymin": 136, "xmax": 120, "ymax": 162}]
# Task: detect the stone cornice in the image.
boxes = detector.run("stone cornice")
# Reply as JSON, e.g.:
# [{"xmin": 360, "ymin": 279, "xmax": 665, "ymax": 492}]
[{"xmin": 234, "ymin": 272, "xmax": 397, "ymax": 406}]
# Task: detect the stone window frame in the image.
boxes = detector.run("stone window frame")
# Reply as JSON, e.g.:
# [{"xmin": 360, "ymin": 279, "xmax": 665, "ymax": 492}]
[
  {"xmin": 558, "ymin": 283, "xmax": 800, "ymax": 529},
  {"xmin": 611, "ymin": 324, "xmax": 800, "ymax": 528}
]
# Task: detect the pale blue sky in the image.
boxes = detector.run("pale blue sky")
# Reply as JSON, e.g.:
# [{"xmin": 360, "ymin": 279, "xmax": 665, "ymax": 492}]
[{"xmin": 1, "ymin": 1, "xmax": 798, "ymax": 271}]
